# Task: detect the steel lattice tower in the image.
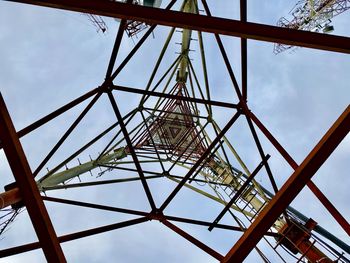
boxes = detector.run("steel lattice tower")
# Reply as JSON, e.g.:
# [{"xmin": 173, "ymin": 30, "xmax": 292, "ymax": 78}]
[
  {"xmin": 0, "ymin": 0, "xmax": 349, "ymax": 262},
  {"xmin": 274, "ymin": 0, "xmax": 350, "ymax": 54}
]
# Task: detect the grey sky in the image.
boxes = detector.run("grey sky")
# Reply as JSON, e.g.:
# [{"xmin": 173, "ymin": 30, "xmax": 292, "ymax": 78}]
[{"xmin": 0, "ymin": 0, "xmax": 349, "ymax": 262}]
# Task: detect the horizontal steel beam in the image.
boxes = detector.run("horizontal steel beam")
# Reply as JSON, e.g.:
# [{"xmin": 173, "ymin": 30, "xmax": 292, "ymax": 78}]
[
  {"xmin": 223, "ymin": 105, "xmax": 350, "ymax": 262},
  {"xmin": 113, "ymin": 85, "xmax": 239, "ymax": 109},
  {"xmin": 43, "ymin": 196, "xmax": 149, "ymax": 216},
  {"xmin": 0, "ymin": 188, "xmax": 21, "ymax": 209},
  {"xmin": 6, "ymin": 0, "xmax": 350, "ymax": 54},
  {"xmin": 164, "ymin": 215, "xmax": 278, "ymax": 237},
  {"xmin": 0, "ymin": 217, "xmax": 148, "ymax": 257}
]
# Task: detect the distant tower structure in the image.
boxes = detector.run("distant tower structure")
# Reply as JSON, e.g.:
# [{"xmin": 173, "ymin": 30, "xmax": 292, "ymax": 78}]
[
  {"xmin": 124, "ymin": 0, "xmax": 163, "ymax": 37},
  {"xmin": 84, "ymin": 14, "xmax": 108, "ymax": 33},
  {"xmin": 84, "ymin": 0, "xmax": 162, "ymax": 36},
  {"xmin": 274, "ymin": 0, "xmax": 350, "ymax": 54}
]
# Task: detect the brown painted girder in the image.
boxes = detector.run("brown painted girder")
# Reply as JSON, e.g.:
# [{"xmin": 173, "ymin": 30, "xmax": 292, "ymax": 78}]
[
  {"xmin": 6, "ymin": 0, "xmax": 350, "ymax": 54},
  {"xmin": 162, "ymin": 219, "xmax": 224, "ymax": 261},
  {"xmin": 208, "ymin": 154, "xmax": 270, "ymax": 231},
  {"xmin": 248, "ymin": 110, "xmax": 350, "ymax": 236},
  {"xmin": 0, "ymin": 217, "xmax": 149, "ymax": 258},
  {"xmin": 240, "ymin": 0, "xmax": 247, "ymax": 100},
  {"xmin": 107, "ymin": 91, "xmax": 157, "ymax": 211},
  {"xmin": 0, "ymin": 87, "xmax": 100, "ymax": 150},
  {"xmin": 113, "ymin": 85, "xmax": 239, "ymax": 109},
  {"xmin": 0, "ymin": 94, "xmax": 66, "ymax": 262},
  {"xmin": 223, "ymin": 105, "xmax": 350, "ymax": 262}
]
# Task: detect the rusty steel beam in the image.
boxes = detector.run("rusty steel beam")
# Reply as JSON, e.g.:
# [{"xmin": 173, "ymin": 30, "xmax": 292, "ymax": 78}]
[
  {"xmin": 108, "ymin": 0, "xmax": 177, "ymax": 82},
  {"xmin": 165, "ymin": 215, "xmax": 244, "ymax": 233},
  {"xmin": 104, "ymin": 0, "xmax": 136, "ymax": 80},
  {"xmin": 0, "ymin": 187, "xmax": 21, "ymax": 209},
  {"xmin": 113, "ymin": 85, "xmax": 240, "ymax": 109},
  {"xmin": 0, "ymin": 94, "xmax": 66, "ymax": 262},
  {"xmin": 94, "ymin": 0, "xmax": 177, "ymax": 85},
  {"xmin": 108, "ymin": 23, "xmax": 156, "ymax": 82},
  {"xmin": 107, "ymin": 90, "xmax": 157, "ymax": 211},
  {"xmin": 223, "ymin": 105, "xmax": 350, "ymax": 262},
  {"xmin": 164, "ymin": 215, "xmax": 278, "ymax": 238},
  {"xmin": 244, "ymin": 111, "xmax": 279, "ymax": 193},
  {"xmin": 208, "ymin": 155, "xmax": 270, "ymax": 231},
  {"xmin": 248, "ymin": 110, "xmax": 350, "ymax": 236},
  {"xmin": 33, "ymin": 92, "xmax": 102, "ymax": 177},
  {"xmin": 43, "ymin": 196, "xmax": 149, "ymax": 217},
  {"xmin": 240, "ymin": 0, "xmax": 247, "ymax": 101},
  {"xmin": 162, "ymin": 219, "xmax": 224, "ymax": 261},
  {"xmin": 43, "ymin": 196, "xmax": 278, "ymax": 237},
  {"xmin": 6, "ymin": 0, "xmax": 350, "ymax": 54},
  {"xmin": 0, "ymin": 87, "xmax": 100, "ymax": 150},
  {"xmin": 105, "ymin": 19, "xmax": 128, "ymax": 79},
  {"xmin": 200, "ymin": 0, "xmax": 242, "ymax": 99},
  {"xmin": 0, "ymin": 217, "xmax": 148, "ymax": 257},
  {"xmin": 307, "ymin": 180, "xmax": 350, "ymax": 236}
]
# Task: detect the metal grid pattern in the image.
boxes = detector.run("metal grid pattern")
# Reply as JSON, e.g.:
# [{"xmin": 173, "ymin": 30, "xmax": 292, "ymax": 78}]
[{"xmin": 0, "ymin": 0, "xmax": 349, "ymax": 262}]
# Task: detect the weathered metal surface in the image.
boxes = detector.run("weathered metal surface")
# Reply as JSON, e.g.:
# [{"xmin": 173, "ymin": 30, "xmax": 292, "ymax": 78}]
[
  {"xmin": 223, "ymin": 105, "xmax": 350, "ymax": 262},
  {"xmin": 0, "ymin": 94, "xmax": 66, "ymax": 262},
  {"xmin": 6, "ymin": 0, "xmax": 350, "ymax": 53}
]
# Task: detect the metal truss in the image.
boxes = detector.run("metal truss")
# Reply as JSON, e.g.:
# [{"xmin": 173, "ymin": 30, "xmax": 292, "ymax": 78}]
[
  {"xmin": 0, "ymin": 0, "xmax": 349, "ymax": 262},
  {"xmin": 274, "ymin": 0, "xmax": 350, "ymax": 53}
]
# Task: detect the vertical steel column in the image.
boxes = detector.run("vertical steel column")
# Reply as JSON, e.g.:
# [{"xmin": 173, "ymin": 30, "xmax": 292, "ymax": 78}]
[
  {"xmin": 0, "ymin": 94, "xmax": 66, "ymax": 262},
  {"xmin": 240, "ymin": 0, "xmax": 247, "ymax": 101},
  {"xmin": 223, "ymin": 105, "xmax": 350, "ymax": 262}
]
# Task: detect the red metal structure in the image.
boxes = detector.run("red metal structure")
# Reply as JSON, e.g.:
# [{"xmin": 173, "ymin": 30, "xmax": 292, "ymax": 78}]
[
  {"xmin": 274, "ymin": 0, "xmax": 350, "ymax": 54},
  {"xmin": 0, "ymin": 0, "xmax": 349, "ymax": 262}
]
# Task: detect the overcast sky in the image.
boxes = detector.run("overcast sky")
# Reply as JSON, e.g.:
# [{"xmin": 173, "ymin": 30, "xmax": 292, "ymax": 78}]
[{"xmin": 0, "ymin": 0, "xmax": 349, "ymax": 262}]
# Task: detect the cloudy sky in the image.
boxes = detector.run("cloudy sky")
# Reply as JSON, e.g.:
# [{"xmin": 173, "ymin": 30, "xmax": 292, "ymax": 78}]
[{"xmin": 0, "ymin": 0, "xmax": 349, "ymax": 262}]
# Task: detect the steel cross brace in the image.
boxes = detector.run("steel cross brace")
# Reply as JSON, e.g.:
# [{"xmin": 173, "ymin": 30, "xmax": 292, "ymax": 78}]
[
  {"xmin": 248, "ymin": 110, "xmax": 350, "ymax": 236},
  {"xmin": 0, "ymin": 217, "xmax": 149, "ymax": 258},
  {"xmin": 0, "ymin": 87, "xmax": 101, "ymax": 150},
  {"xmin": 106, "ymin": 90, "xmax": 157, "ymax": 211},
  {"xmin": 223, "ymin": 106, "xmax": 350, "ymax": 262},
  {"xmin": 159, "ymin": 110, "xmax": 241, "ymax": 211},
  {"xmin": 208, "ymin": 154, "xmax": 270, "ymax": 231}
]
